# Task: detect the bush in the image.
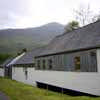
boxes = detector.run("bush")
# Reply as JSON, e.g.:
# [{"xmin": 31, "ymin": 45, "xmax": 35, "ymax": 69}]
[{"xmin": 0, "ymin": 53, "xmax": 11, "ymax": 64}]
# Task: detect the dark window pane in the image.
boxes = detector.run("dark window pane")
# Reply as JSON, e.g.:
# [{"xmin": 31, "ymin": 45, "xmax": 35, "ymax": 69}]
[
  {"xmin": 48, "ymin": 59, "xmax": 52, "ymax": 70},
  {"xmin": 37, "ymin": 60, "xmax": 40, "ymax": 69},
  {"xmin": 43, "ymin": 60, "xmax": 46, "ymax": 70},
  {"xmin": 74, "ymin": 56, "xmax": 80, "ymax": 71}
]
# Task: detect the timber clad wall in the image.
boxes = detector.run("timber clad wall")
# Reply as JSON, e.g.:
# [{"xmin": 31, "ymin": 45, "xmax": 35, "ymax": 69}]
[{"xmin": 35, "ymin": 49, "xmax": 97, "ymax": 72}]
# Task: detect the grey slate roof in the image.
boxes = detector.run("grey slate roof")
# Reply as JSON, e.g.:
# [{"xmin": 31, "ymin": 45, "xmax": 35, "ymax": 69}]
[
  {"xmin": 7, "ymin": 53, "xmax": 25, "ymax": 66},
  {"xmin": 13, "ymin": 47, "xmax": 44, "ymax": 64},
  {"xmin": 37, "ymin": 20, "xmax": 100, "ymax": 57}
]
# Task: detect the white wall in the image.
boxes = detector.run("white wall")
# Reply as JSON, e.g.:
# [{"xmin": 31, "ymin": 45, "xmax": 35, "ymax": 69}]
[
  {"xmin": 12, "ymin": 66, "xmax": 100, "ymax": 96},
  {"xmin": 0, "ymin": 68, "xmax": 4, "ymax": 77},
  {"xmin": 97, "ymin": 49, "xmax": 100, "ymax": 73},
  {"xmin": 37, "ymin": 71, "xmax": 100, "ymax": 96},
  {"xmin": 12, "ymin": 67, "xmax": 37, "ymax": 86}
]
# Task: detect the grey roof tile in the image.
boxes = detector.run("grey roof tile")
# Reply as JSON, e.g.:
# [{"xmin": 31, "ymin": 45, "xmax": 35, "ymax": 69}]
[
  {"xmin": 38, "ymin": 20, "xmax": 100, "ymax": 56},
  {"xmin": 14, "ymin": 47, "xmax": 44, "ymax": 64}
]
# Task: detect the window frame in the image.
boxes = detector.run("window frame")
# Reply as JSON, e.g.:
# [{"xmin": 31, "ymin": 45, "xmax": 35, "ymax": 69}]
[
  {"xmin": 48, "ymin": 59, "xmax": 53, "ymax": 70},
  {"xmin": 74, "ymin": 56, "xmax": 81, "ymax": 72},
  {"xmin": 42, "ymin": 59, "xmax": 46, "ymax": 70}
]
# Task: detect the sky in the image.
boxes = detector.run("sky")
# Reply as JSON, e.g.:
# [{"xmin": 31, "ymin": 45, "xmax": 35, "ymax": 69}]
[{"xmin": 0, "ymin": 0, "xmax": 100, "ymax": 29}]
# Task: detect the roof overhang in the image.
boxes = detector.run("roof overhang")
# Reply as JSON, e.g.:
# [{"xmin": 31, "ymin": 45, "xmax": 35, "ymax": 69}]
[{"xmin": 35, "ymin": 46, "xmax": 100, "ymax": 58}]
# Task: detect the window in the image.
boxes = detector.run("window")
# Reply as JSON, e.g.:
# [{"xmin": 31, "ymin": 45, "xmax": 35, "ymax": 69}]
[
  {"xmin": 37, "ymin": 60, "xmax": 40, "ymax": 69},
  {"xmin": 90, "ymin": 52, "xmax": 97, "ymax": 72},
  {"xmin": 42, "ymin": 60, "xmax": 46, "ymax": 69},
  {"xmin": 74, "ymin": 56, "xmax": 80, "ymax": 71},
  {"xmin": 90, "ymin": 52, "xmax": 96, "ymax": 56},
  {"xmin": 30, "ymin": 64, "xmax": 32, "ymax": 67},
  {"xmin": 48, "ymin": 59, "xmax": 52, "ymax": 70}
]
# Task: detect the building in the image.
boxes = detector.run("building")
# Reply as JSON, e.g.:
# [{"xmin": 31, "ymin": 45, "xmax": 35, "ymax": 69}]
[
  {"xmin": 0, "ymin": 58, "xmax": 13, "ymax": 77},
  {"xmin": 11, "ymin": 47, "xmax": 44, "ymax": 85},
  {"xmin": 1, "ymin": 21, "xmax": 100, "ymax": 96},
  {"xmin": 34, "ymin": 21, "xmax": 100, "ymax": 96}
]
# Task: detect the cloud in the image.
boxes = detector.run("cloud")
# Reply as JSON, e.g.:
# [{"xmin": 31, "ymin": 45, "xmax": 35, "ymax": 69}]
[{"xmin": 0, "ymin": 0, "xmax": 100, "ymax": 29}]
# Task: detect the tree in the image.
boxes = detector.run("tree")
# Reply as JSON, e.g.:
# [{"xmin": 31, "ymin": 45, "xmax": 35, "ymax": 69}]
[
  {"xmin": 22, "ymin": 48, "xmax": 27, "ymax": 53},
  {"xmin": 0, "ymin": 53, "xmax": 11, "ymax": 64},
  {"xmin": 74, "ymin": 4, "xmax": 99, "ymax": 26},
  {"xmin": 92, "ymin": 14, "xmax": 100, "ymax": 22},
  {"xmin": 64, "ymin": 21, "xmax": 79, "ymax": 33},
  {"xmin": 17, "ymin": 48, "xmax": 27, "ymax": 56}
]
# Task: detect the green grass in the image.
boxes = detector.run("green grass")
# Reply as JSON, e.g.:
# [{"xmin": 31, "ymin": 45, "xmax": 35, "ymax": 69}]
[{"xmin": 0, "ymin": 77, "xmax": 100, "ymax": 100}]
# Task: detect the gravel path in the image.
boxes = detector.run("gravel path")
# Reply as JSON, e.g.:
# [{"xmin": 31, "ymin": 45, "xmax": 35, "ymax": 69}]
[{"xmin": 0, "ymin": 91, "xmax": 10, "ymax": 100}]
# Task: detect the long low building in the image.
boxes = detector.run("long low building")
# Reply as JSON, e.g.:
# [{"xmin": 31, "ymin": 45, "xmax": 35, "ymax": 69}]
[
  {"xmin": 34, "ymin": 20, "xmax": 100, "ymax": 96},
  {"xmin": 1, "ymin": 20, "xmax": 100, "ymax": 96}
]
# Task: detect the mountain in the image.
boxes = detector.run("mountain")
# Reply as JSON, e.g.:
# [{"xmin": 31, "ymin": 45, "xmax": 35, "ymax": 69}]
[{"xmin": 0, "ymin": 22, "xmax": 64, "ymax": 54}]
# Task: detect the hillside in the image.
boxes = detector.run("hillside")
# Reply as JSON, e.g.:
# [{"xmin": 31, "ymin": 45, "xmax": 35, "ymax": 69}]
[{"xmin": 0, "ymin": 22, "xmax": 64, "ymax": 54}]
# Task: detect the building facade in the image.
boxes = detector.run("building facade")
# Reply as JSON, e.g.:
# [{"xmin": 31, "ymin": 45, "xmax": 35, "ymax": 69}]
[{"xmin": 1, "ymin": 21, "xmax": 100, "ymax": 96}]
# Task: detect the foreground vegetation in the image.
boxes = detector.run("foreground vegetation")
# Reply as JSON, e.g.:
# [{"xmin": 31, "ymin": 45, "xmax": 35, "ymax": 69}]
[
  {"xmin": 0, "ymin": 77, "xmax": 100, "ymax": 100},
  {"xmin": 0, "ymin": 53, "xmax": 12, "ymax": 64}
]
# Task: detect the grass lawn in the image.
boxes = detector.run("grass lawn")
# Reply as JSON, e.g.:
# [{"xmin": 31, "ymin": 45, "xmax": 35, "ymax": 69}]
[{"xmin": 0, "ymin": 77, "xmax": 100, "ymax": 100}]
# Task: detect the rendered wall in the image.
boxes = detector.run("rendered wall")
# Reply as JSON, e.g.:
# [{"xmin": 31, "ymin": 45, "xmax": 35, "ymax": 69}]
[
  {"xmin": 12, "ymin": 67, "xmax": 36, "ymax": 86},
  {"xmin": 0, "ymin": 68, "xmax": 4, "ymax": 77},
  {"xmin": 12, "ymin": 66, "xmax": 100, "ymax": 96}
]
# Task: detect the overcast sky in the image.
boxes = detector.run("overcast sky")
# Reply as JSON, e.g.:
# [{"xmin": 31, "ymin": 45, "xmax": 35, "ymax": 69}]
[{"xmin": 0, "ymin": 0, "xmax": 100, "ymax": 29}]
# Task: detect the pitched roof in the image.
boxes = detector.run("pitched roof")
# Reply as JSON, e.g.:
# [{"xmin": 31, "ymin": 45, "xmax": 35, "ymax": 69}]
[
  {"xmin": 37, "ymin": 20, "xmax": 100, "ymax": 57},
  {"xmin": 7, "ymin": 53, "xmax": 25, "ymax": 66},
  {"xmin": 13, "ymin": 47, "xmax": 44, "ymax": 65}
]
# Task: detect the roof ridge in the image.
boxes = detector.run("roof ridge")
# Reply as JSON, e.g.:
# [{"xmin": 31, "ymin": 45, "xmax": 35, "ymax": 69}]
[{"xmin": 56, "ymin": 20, "xmax": 100, "ymax": 38}]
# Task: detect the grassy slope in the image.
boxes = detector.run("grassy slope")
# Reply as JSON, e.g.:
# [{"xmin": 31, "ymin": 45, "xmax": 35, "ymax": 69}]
[{"xmin": 0, "ymin": 77, "xmax": 100, "ymax": 100}]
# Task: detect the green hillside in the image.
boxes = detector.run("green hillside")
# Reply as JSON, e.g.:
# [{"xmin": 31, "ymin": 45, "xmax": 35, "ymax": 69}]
[{"xmin": 0, "ymin": 22, "xmax": 64, "ymax": 54}]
